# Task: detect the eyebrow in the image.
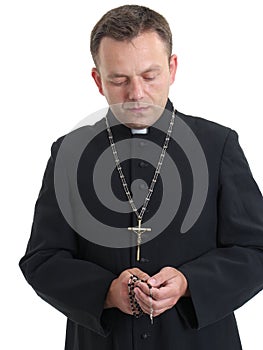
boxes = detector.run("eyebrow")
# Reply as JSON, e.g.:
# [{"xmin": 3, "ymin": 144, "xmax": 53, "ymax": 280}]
[{"xmin": 107, "ymin": 65, "xmax": 162, "ymax": 79}]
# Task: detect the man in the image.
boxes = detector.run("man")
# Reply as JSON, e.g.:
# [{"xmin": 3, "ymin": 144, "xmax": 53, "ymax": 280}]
[{"xmin": 19, "ymin": 5, "xmax": 263, "ymax": 350}]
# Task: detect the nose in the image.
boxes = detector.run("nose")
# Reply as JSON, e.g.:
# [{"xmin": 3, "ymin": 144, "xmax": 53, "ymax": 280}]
[{"xmin": 128, "ymin": 78, "xmax": 144, "ymax": 101}]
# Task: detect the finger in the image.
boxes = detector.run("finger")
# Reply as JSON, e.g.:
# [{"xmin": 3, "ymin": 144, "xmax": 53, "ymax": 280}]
[
  {"xmin": 152, "ymin": 307, "xmax": 168, "ymax": 317},
  {"xmin": 133, "ymin": 288, "xmax": 153, "ymax": 315},
  {"xmin": 128, "ymin": 267, "xmax": 150, "ymax": 281},
  {"xmin": 148, "ymin": 267, "xmax": 178, "ymax": 288},
  {"xmin": 136, "ymin": 282, "xmax": 175, "ymax": 301},
  {"xmin": 139, "ymin": 304, "xmax": 165, "ymax": 318},
  {"xmin": 134, "ymin": 295, "xmax": 151, "ymax": 315},
  {"xmin": 149, "ymin": 285, "xmax": 174, "ymax": 300},
  {"xmin": 136, "ymin": 281, "xmax": 155, "ymax": 296},
  {"xmin": 139, "ymin": 301, "xmax": 167, "ymax": 317},
  {"xmin": 153, "ymin": 280, "xmax": 187, "ymax": 300},
  {"xmin": 134, "ymin": 287, "xmax": 175, "ymax": 311},
  {"xmin": 136, "ymin": 296, "xmax": 172, "ymax": 317}
]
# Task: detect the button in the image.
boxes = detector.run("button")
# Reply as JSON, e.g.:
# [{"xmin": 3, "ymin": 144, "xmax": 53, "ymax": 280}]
[
  {"xmin": 141, "ymin": 333, "xmax": 150, "ymax": 339},
  {"xmin": 139, "ymin": 161, "xmax": 149, "ymax": 168},
  {"xmin": 139, "ymin": 183, "xmax": 147, "ymax": 190},
  {"xmin": 140, "ymin": 257, "xmax": 150, "ymax": 263}
]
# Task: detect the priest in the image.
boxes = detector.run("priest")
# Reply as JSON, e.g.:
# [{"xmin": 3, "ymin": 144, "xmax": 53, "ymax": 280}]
[{"xmin": 19, "ymin": 5, "xmax": 263, "ymax": 350}]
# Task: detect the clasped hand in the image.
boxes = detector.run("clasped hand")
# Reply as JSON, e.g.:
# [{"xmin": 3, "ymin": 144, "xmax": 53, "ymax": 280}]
[{"xmin": 105, "ymin": 267, "xmax": 189, "ymax": 318}]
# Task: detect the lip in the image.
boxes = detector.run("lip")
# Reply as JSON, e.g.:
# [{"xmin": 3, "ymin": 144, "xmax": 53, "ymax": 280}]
[
  {"xmin": 126, "ymin": 107, "xmax": 149, "ymax": 112},
  {"xmin": 123, "ymin": 104, "xmax": 151, "ymax": 112},
  {"xmin": 122, "ymin": 102, "xmax": 152, "ymax": 111}
]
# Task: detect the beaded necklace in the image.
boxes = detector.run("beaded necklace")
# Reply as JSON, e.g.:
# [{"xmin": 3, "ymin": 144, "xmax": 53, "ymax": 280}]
[
  {"xmin": 128, "ymin": 274, "xmax": 154, "ymax": 324},
  {"xmin": 105, "ymin": 110, "xmax": 175, "ymax": 261}
]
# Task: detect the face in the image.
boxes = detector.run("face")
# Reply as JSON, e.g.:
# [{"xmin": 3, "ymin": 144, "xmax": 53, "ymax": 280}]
[{"xmin": 92, "ymin": 31, "xmax": 177, "ymax": 128}]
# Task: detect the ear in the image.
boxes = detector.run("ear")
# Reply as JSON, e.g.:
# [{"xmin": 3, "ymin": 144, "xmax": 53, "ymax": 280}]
[
  {"xmin": 169, "ymin": 54, "xmax": 178, "ymax": 85},
  {"xmin": 91, "ymin": 67, "xmax": 104, "ymax": 96}
]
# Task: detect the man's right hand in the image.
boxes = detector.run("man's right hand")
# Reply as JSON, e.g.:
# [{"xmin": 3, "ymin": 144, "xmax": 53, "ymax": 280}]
[{"xmin": 104, "ymin": 267, "xmax": 150, "ymax": 315}]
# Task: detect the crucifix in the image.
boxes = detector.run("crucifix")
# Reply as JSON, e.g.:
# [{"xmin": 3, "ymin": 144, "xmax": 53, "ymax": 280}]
[{"xmin": 128, "ymin": 219, "xmax": 151, "ymax": 261}]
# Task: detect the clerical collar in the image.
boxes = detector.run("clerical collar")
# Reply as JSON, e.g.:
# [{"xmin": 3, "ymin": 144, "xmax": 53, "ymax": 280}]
[
  {"xmin": 105, "ymin": 98, "xmax": 174, "ymax": 138},
  {"xmin": 131, "ymin": 128, "xmax": 148, "ymax": 135}
]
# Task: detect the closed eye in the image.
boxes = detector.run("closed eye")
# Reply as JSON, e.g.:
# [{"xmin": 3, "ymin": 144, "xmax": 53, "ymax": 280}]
[
  {"xmin": 110, "ymin": 79, "xmax": 128, "ymax": 86},
  {"xmin": 143, "ymin": 76, "xmax": 156, "ymax": 81},
  {"xmin": 142, "ymin": 72, "xmax": 160, "ymax": 81}
]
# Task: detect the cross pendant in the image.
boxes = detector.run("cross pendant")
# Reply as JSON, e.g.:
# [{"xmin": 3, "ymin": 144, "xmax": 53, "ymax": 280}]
[{"xmin": 128, "ymin": 219, "xmax": 151, "ymax": 261}]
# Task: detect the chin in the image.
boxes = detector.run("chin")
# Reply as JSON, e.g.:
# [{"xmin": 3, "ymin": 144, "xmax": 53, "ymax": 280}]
[{"xmin": 126, "ymin": 122, "xmax": 149, "ymax": 129}]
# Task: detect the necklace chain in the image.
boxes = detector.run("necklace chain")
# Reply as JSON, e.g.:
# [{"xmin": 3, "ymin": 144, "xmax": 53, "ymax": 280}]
[{"xmin": 105, "ymin": 110, "xmax": 175, "ymax": 222}]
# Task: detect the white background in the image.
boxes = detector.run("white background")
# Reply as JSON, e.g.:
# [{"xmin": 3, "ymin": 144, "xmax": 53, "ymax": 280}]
[{"xmin": 1, "ymin": 0, "xmax": 262, "ymax": 349}]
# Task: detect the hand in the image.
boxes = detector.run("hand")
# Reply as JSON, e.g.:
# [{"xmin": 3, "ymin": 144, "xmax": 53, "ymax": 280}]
[
  {"xmin": 134, "ymin": 266, "xmax": 189, "ymax": 317},
  {"xmin": 104, "ymin": 267, "xmax": 150, "ymax": 315}
]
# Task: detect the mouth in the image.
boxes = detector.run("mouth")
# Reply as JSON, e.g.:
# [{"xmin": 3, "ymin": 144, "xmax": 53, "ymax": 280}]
[
  {"xmin": 109, "ymin": 102, "xmax": 163, "ymax": 128},
  {"xmin": 125, "ymin": 107, "xmax": 150, "ymax": 113},
  {"xmin": 122, "ymin": 102, "xmax": 152, "ymax": 113}
]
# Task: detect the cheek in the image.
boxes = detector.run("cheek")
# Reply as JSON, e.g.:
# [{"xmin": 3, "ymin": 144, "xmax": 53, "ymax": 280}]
[
  {"xmin": 148, "ymin": 79, "xmax": 169, "ymax": 96},
  {"xmin": 151, "ymin": 73, "xmax": 170, "ymax": 89},
  {"xmin": 103, "ymin": 84, "xmax": 126, "ymax": 104},
  {"xmin": 148, "ymin": 80, "xmax": 170, "ymax": 106}
]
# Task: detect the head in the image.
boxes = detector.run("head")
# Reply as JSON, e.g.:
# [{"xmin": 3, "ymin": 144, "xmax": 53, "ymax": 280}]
[{"xmin": 90, "ymin": 5, "xmax": 177, "ymax": 128}]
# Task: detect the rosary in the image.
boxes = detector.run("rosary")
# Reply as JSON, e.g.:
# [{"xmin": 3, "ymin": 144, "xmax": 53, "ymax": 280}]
[
  {"xmin": 128, "ymin": 274, "xmax": 154, "ymax": 324},
  {"xmin": 105, "ymin": 110, "xmax": 175, "ymax": 261}
]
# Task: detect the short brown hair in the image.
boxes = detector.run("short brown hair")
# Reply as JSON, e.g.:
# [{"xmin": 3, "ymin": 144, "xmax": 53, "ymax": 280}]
[{"xmin": 90, "ymin": 5, "xmax": 173, "ymax": 66}]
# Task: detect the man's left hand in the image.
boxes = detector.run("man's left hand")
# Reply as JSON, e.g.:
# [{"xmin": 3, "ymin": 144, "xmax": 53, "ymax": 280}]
[{"xmin": 134, "ymin": 267, "xmax": 189, "ymax": 317}]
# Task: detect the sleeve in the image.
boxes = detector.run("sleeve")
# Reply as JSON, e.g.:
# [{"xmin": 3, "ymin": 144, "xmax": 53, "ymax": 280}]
[
  {"xmin": 19, "ymin": 139, "xmax": 116, "ymax": 336},
  {"xmin": 176, "ymin": 129, "xmax": 263, "ymax": 329}
]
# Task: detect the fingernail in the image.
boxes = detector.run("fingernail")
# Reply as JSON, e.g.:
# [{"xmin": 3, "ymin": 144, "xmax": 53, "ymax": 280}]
[{"xmin": 148, "ymin": 278, "xmax": 156, "ymax": 286}]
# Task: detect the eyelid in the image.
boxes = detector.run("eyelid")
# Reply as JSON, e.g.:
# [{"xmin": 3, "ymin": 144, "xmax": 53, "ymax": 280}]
[
  {"xmin": 110, "ymin": 78, "xmax": 128, "ymax": 85},
  {"xmin": 144, "ymin": 76, "xmax": 156, "ymax": 80},
  {"xmin": 143, "ymin": 74, "xmax": 158, "ymax": 81},
  {"xmin": 143, "ymin": 70, "xmax": 160, "ymax": 80}
]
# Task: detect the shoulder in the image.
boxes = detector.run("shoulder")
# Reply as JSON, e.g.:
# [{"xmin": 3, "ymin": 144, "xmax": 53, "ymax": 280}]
[
  {"xmin": 176, "ymin": 110, "xmax": 232, "ymax": 136},
  {"xmin": 50, "ymin": 117, "xmax": 106, "ymax": 158},
  {"xmin": 175, "ymin": 110, "xmax": 236, "ymax": 148},
  {"xmin": 174, "ymin": 111, "xmax": 243, "ymax": 162}
]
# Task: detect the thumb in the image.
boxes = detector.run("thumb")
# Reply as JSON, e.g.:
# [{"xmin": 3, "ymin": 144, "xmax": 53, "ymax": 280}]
[
  {"xmin": 147, "ymin": 273, "xmax": 165, "ymax": 288},
  {"xmin": 148, "ymin": 267, "xmax": 176, "ymax": 287}
]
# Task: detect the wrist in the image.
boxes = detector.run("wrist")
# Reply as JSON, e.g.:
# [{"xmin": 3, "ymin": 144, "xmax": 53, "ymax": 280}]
[
  {"xmin": 104, "ymin": 278, "xmax": 117, "ymax": 309},
  {"xmin": 181, "ymin": 273, "xmax": 190, "ymax": 297}
]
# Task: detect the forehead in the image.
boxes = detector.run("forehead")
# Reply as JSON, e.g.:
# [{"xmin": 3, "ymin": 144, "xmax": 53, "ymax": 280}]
[{"xmin": 97, "ymin": 32, "xmax": 169, "ymax": 71}]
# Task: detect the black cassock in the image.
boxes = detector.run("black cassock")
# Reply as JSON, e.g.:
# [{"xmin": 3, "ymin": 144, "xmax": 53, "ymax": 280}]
[{"xmin": 19, "ymin": 100, "xmax": 263, "ymax": 350}]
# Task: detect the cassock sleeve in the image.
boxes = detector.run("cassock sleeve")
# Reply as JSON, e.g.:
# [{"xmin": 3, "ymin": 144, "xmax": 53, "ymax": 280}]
[
  {"xmin": 19, "ymin": 140, "xmax": 116, "ymax": 336},
  {"xmin": 176, "ymin": 129, "xmax": 263, "ymax": 329}
]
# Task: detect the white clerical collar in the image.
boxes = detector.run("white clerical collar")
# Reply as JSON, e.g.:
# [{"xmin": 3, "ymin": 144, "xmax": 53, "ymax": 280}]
[{"xmin": 131, "ymin": 128, "xmax": 148, "ymax": 135}]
